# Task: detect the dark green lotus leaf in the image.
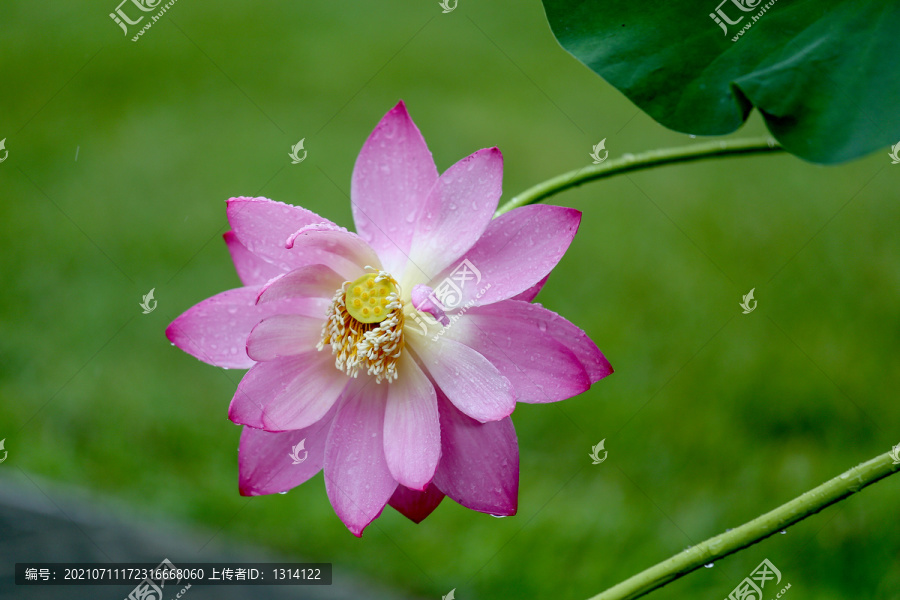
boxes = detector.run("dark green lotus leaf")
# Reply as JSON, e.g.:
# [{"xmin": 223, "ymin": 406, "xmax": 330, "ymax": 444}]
[{"xmin": 542, "ymin": 0, "xmax": 900, "ymax": 164}]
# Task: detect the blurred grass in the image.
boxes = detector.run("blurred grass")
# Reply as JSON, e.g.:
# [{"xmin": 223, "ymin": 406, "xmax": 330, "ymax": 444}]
[{"xmin": 1, "ymin": 1, "xmax": 899, "ymax": 599}]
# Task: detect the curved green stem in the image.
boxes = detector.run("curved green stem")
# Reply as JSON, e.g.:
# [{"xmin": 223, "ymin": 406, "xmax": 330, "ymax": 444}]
[
  {"xmin": 588, "ymin": 448, "xmax": 900, "ymax": 600},
  {"xmin": 496, "ymin": 138, "xmax": 783, "ymax": 217}
]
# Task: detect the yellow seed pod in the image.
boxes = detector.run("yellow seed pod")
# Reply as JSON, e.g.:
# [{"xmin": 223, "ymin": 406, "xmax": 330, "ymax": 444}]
[{"xmin": 345, "ymin": 273, "xmax": 398, "ymax": 323}]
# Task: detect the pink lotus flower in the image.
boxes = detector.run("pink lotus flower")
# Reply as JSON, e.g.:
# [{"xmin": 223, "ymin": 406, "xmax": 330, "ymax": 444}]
[{"xmin": 166, "ymin": 101, "xmax": 612, "ymax": 536}]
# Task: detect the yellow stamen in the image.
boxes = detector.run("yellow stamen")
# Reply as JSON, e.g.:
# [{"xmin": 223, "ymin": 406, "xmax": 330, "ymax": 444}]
[{"xmin": 317, "ymin": 270, "xmax": 404, "ymax": 383}]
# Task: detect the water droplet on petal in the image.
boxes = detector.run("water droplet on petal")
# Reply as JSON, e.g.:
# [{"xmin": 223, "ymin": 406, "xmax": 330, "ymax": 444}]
[
  {"xmin": 490, "ymin": 514, "xmax": 507, "ymax": 518},
  {"xmin": 278, "ymin": 491, "xmax": 288, "ymax": 495}
]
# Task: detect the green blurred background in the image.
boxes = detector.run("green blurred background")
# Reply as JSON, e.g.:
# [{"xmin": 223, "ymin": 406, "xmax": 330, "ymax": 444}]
[{"xmin": 2, "ymin": 1, "xmax": 899, "ymax": 598}]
